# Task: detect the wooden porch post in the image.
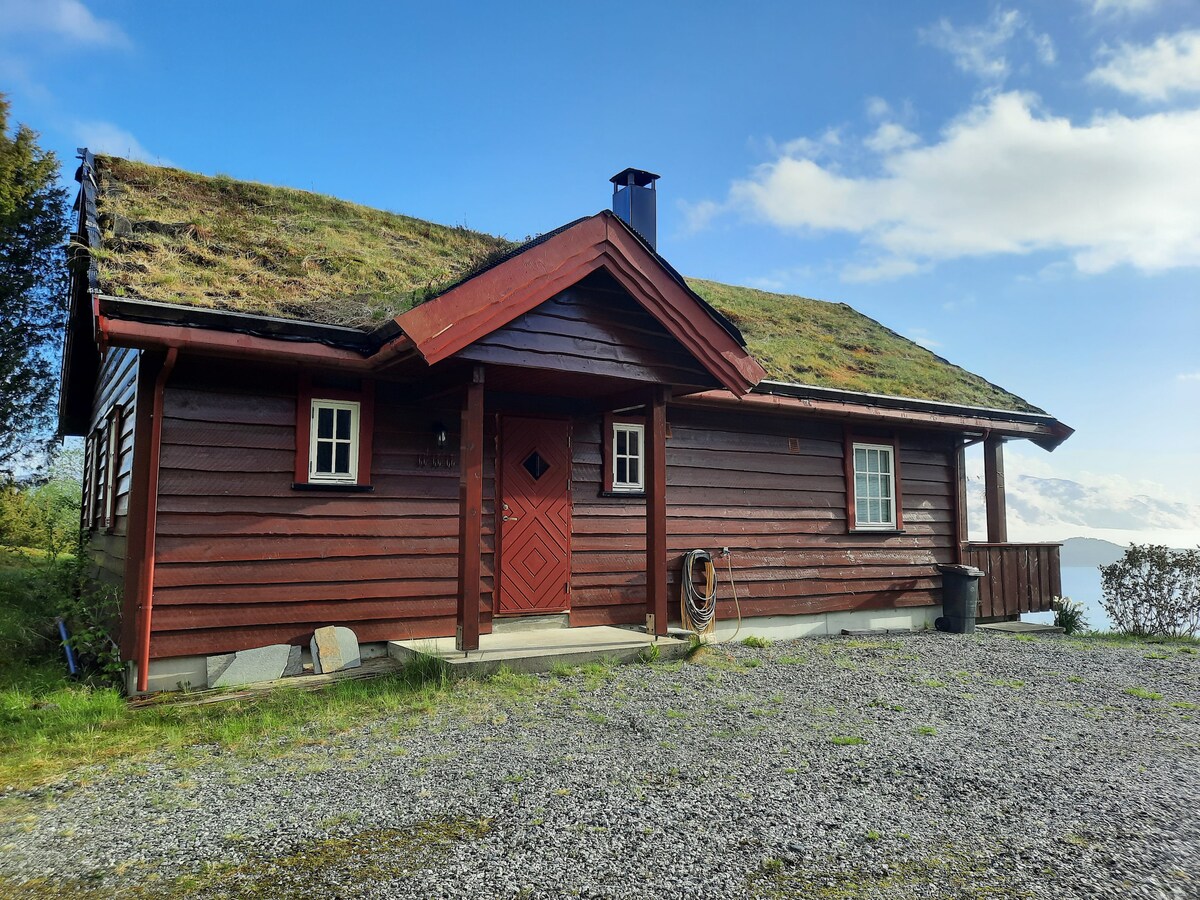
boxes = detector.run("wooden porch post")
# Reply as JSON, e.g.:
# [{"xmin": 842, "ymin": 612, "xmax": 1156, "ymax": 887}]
[
  {"xmin": 456, "ymin": 367, "xmax": 485, "ymax": 652},
  {"xmin": 983, "ymin": 434, "xmax": 1008, "ymax": 544},
  {"xmin": 645, "ymin": 386, "xmax": 668, "ymax": 637}
]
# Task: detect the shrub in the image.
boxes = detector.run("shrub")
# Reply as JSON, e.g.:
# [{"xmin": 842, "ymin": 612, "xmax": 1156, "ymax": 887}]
[
  {"xmin": 1100, "ymin": 545, "xmax": 1200, "ymax": 638},
  {"xmin": 1051, "ymin": 596, "xmax": 1087, "ymax": 635},
  {"xmin": 56, "ymin": 539, "xmax": 124, "ymax": 684}
]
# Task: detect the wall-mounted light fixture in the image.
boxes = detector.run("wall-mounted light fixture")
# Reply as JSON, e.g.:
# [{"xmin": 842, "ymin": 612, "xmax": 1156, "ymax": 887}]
[{"xmin": 418, "ymin": 421, "xmax": 455, "ymax": 469}]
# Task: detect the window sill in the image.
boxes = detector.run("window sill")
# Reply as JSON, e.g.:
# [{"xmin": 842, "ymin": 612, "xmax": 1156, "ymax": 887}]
[
  {"xmin": 599, "ymin": 490, "xmax": 646, "ymax": 499},
  {"xmin": 849, "ymin": 527, "xmax": 905, "ymax": 535},
  {"xmin": 292, "ymin": 482, "xmax": 374, "ymax": 493}
]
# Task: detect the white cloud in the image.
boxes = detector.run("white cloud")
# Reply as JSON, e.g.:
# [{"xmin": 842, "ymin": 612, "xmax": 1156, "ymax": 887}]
[
  {"xmin": 73, "ymin": 121, "xmax": 170, "ymax": 165},
  {"xmin": 1178, "ymin": 371, "xmax": 1200, "ymax": 382},
  {"xmin": 1032, "ymin": 32, "xmax": 1057, "ymax": 66},
  {"xmin": 722, "ymin": 91, "xmax": 1200, "ymax": 279},
  {"xmin": 1082, "ymin": 0, "xmax": 1160, "ymax": 17},
  {"xmin": 841, "ymin": 257, "xmax": 927, "ymax": 283},
  {"xmin": 0, "ymin": 0, "xmax": 129, "ymax": 47},
  {"xmin": 919, "ymin": 9, "xmax": 1056, "ymax": 83},
  {"xmin": 771, "ymin": 128, "xmax": 842, "ymax": 160},
  {"xmin": 743, "ymin": 266, "xmax": 815, "ymax": 293},
  {"xmin": 903, "ymin": 327, "xmax": 941, "ymax": 349},
  {"xmin": 864, "ymin": 122, "xmax": 919, "ymax": 154},
  {"xmin": 865, "ymin": 96, "xmax": 892, "ymax": 120},
  {"xmin": 1090, "ymin": 30, "xmax": 1200, "ymax": 101},
  {"xmin": 677, "ymin": 198, "xmax": 722, "ymax": 234}
]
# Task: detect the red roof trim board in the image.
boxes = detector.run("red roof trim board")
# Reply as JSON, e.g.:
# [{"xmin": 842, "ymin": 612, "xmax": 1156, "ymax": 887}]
[{"xmin": 393, "ymin": 212, "xmax": 766, "ymax": 395}]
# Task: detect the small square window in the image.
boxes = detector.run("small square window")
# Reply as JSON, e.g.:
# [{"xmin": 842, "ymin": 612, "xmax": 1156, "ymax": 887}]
[
  {"xmin": 612, "ymin": 423, "xmax": 645, "ymax": 492},
  {"xmin": 309, "ymin": 399, "xmax": 360, "ymax": 483}
]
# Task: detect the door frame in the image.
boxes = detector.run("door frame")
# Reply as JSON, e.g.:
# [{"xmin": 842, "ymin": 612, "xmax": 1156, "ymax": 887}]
[{"xmin": 495, "ymin": 414, "xmax": 573, "ymax": 617}]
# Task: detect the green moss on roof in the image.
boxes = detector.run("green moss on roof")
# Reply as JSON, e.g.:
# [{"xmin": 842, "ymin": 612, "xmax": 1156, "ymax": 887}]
[
  {"xmin": 686, "ymin": 279, "xmax": 1040, "ymax": 413},
  {"xmin": 85, "ymin": 155, "xmax": 1038, "ymax": 413},
  {"xmin": 88, "ymin": 155, "xmax": 515, "ymax": 326}
]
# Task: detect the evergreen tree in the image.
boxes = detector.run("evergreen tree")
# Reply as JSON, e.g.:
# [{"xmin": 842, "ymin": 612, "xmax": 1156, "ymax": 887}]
[{"xmin": 0, "ymin": 95, "xmax": 69, "ymax": 476}]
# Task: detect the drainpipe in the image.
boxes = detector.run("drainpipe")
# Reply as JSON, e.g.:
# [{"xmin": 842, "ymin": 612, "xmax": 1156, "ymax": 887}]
[{"xmin": 135, "ymin": 348, "xmax": 177, "ymax": 693}]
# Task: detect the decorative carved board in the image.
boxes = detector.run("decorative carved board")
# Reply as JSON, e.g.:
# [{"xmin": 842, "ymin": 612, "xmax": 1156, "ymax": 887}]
[{"xmin": 497, "ymin": 416, "xmax": 571, "ymax": 615}]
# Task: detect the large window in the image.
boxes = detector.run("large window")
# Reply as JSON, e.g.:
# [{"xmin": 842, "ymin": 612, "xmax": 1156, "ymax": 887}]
[{"xmin": 849, "ymin": 440, "xmax": 900, "ymax": 531}]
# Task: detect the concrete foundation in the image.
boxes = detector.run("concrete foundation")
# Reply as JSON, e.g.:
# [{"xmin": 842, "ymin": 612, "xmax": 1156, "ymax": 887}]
[
  {"xmin": 127, "ymin": 606, "xmax": 939, "ymax": 694},
  {"xmin": 706, "ymin": 605, "xmax": 940, "ymax": 642},
  {"xmin": 126, "ymin": 640, "xmax": 393, "ymax": 695},
  {"xmin": 388, "ymin": 625, "xmax": 689, "ymax": 677}
]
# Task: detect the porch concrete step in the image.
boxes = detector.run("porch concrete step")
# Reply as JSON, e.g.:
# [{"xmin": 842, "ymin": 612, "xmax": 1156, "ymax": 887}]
[
  {"xmin": 491, "ymin": 613, "xmax": 570, "ymax": 634},
  {"xmin": 387, "ymin": 625, "xmax": 689, "ymax": 678}
]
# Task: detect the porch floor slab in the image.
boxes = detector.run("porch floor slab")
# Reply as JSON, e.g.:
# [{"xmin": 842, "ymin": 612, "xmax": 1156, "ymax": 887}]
[
  {"xmin": 978, "ymin": 621, "xmax": 1066, "ymax": 634},
  {"xmin": 388, "ymin": 625, "xmax": 690, "ymax": 677}
]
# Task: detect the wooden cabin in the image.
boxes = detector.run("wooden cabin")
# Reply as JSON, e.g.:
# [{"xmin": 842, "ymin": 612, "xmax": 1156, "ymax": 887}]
[{"xmin": 59, "ymin": 153, "xmax": 1072, "ymax": 693}]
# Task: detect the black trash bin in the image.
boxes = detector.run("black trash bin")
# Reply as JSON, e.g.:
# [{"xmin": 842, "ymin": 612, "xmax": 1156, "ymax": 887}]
[{"xmin": 935, "ymin": 564, "xmax": 985, "ymax": 634}]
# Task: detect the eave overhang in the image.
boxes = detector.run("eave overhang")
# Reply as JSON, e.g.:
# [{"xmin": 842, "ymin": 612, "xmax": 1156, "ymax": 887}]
[{"xmin": 681, "ymin": 382, "xmax": 1073, "ymax": 450}]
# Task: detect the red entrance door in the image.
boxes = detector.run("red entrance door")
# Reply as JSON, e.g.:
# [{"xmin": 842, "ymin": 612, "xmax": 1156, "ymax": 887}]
[{"xmin": 498, "ymin": 416, "xmax": 571, "ymax": 615}]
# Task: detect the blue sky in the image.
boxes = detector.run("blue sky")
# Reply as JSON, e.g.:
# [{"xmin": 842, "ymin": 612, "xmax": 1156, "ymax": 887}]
[{"xmin": 2, "ymin": 0, "xmax": 1199, "ymax": 544}]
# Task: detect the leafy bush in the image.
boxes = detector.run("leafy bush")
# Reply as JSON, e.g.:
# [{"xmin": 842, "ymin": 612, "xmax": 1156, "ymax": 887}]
[
  {"xmin": 54, "ymin": 540, "xmax": 123, "ymax": 684},
  {"xmin": 1100, "ymin": 545, "xmax": 1200, "ymax": 638},
  {"xmin": 0, "ymin": 446, "xmax": 82, "ymax": 559},
  {"xmin": 0, "ymin": 548, "xmax": 60, "ymax": 672},
  {"xmin": 1051, "ymin": 596, "xmax": 1087, "ymax": 635}
]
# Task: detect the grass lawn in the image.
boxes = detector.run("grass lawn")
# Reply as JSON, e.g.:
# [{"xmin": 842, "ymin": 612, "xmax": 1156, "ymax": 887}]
[
  {"xmin": 0, "ymin": 546, "xmax": 543, "ymax": 790},
  {"xmin": 1, "ymin": 544, "xmax": 1195, "ymax": 794}
]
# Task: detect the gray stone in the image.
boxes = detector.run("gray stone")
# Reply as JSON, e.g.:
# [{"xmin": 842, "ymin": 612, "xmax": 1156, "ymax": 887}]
[
  {"xmin": 206, "ymin": 644, "xmax": 294, "ymax": 688},
  {"xmin": 205, "ymin": 653, "xmax": 235, "ymax": 686},
  {"xmin": 310, "ymin": 626, "xmax": 360, "ymax": 674},
  {"xmin": 282, "ymin": 644, "xmax": 303, "ymax": 677}
]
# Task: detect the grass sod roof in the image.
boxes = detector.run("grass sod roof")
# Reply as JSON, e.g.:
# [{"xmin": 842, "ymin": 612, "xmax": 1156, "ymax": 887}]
[{"xmin": 84, "ymin": 155, "xmax": 1040, "ymax": 413}]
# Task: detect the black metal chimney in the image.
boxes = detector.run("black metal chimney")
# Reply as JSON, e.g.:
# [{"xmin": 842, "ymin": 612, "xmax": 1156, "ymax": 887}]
[{"xmin": 610, "ymin": 167, "xmax": 660, "ymax": 250}]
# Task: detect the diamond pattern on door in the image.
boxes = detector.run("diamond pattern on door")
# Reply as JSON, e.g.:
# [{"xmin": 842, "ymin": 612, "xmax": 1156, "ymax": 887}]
[
  {"xmin": 498, "ymin": 417, "xmax": 571, "ymax": 615},
  {"xmin": 522, "ymin": 451, "xmax": 550, "ymax": 481}
]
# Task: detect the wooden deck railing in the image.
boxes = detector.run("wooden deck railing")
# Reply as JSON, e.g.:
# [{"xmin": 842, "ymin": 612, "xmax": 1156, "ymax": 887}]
[{"xmin": 961, "ymin": 543, "xmax": 1062, "ymax": 619}]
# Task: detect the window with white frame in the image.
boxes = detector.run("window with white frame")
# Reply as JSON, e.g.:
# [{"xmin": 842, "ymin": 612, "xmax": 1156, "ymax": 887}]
[
  {"xmin": 102, "ymin": 408, "xmax": 121, "ymax": 529},
  {"xmin": 309, "ymin": 400, "xmax": 360, "ymax": 483},
  {"xmin": 852, "ymin": 442, "xmax": 896, "ymax": 529},
  {"xmin": 612, "ymin": 422, "xmax": 645, "ymax": 492}
]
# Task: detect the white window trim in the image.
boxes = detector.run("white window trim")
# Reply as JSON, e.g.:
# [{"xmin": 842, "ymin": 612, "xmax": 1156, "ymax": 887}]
[
  {"xmin": 851, "ymin": 441, "xmax": 897, "ymax": 530},
  {"xmin": 309, "ymin": 399, "xmax": 360, "ymax": 484},
  {"xmin": 611, "ymin": 422, "xmax": 645, "ymax": 493}
]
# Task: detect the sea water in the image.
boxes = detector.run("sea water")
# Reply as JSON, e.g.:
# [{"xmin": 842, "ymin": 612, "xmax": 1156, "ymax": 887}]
[{"xmin": 1022, "ymin": 566, "xmax": 1111, "ymax": 632}]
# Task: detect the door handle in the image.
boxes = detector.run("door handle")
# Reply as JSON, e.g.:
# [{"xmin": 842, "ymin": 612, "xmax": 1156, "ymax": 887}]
[{"xmin": 503, "ymin": 515, "xmax": 519, "ymax": 522}]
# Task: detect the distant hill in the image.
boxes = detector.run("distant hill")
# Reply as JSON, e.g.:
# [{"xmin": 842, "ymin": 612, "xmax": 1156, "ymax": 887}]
[{"xmin": 1059, "ymin": 537, "xmax": 1126, "ymax": 568}]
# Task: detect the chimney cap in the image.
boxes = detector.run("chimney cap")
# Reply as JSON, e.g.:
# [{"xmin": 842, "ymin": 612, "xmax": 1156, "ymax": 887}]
[{"xmin": 610, "ymin": 167, "xmax": 660, "ymax": 188}]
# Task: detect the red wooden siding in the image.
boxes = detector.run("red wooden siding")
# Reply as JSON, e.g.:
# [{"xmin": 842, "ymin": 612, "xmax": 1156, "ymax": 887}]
[
  {"xmin": 84, "ymin": 346, "xmax": 139, "ymax": 588},
  {"xmin": 455, "ymin": 275, "xmax": 719, "ymax": 388},
  {"xmin": 962, "ymin": 543, "xmax": 1062, "ymax": 618},
  {"xmin": 570, "ymin": 406, "xmax": 958, "ymax": 628},
  {"xmin": 145, "ymin": 362, "xmax": 960, "ymax": 659},
  {"xmin": 147, "ymin": 363, "xmax": 495, "ymax": 659}
]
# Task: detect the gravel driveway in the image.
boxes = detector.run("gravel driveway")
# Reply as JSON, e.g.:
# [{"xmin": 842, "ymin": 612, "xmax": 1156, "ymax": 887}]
[{"xmin": 1, "ymin": 631, "xmax": 1197, "ymax": 899}]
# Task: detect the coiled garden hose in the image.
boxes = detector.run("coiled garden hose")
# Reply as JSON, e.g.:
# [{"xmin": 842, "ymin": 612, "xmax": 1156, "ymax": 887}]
[{"xmin": 680, "ymin": 549, "xmax": 718, "ymax": 634}]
